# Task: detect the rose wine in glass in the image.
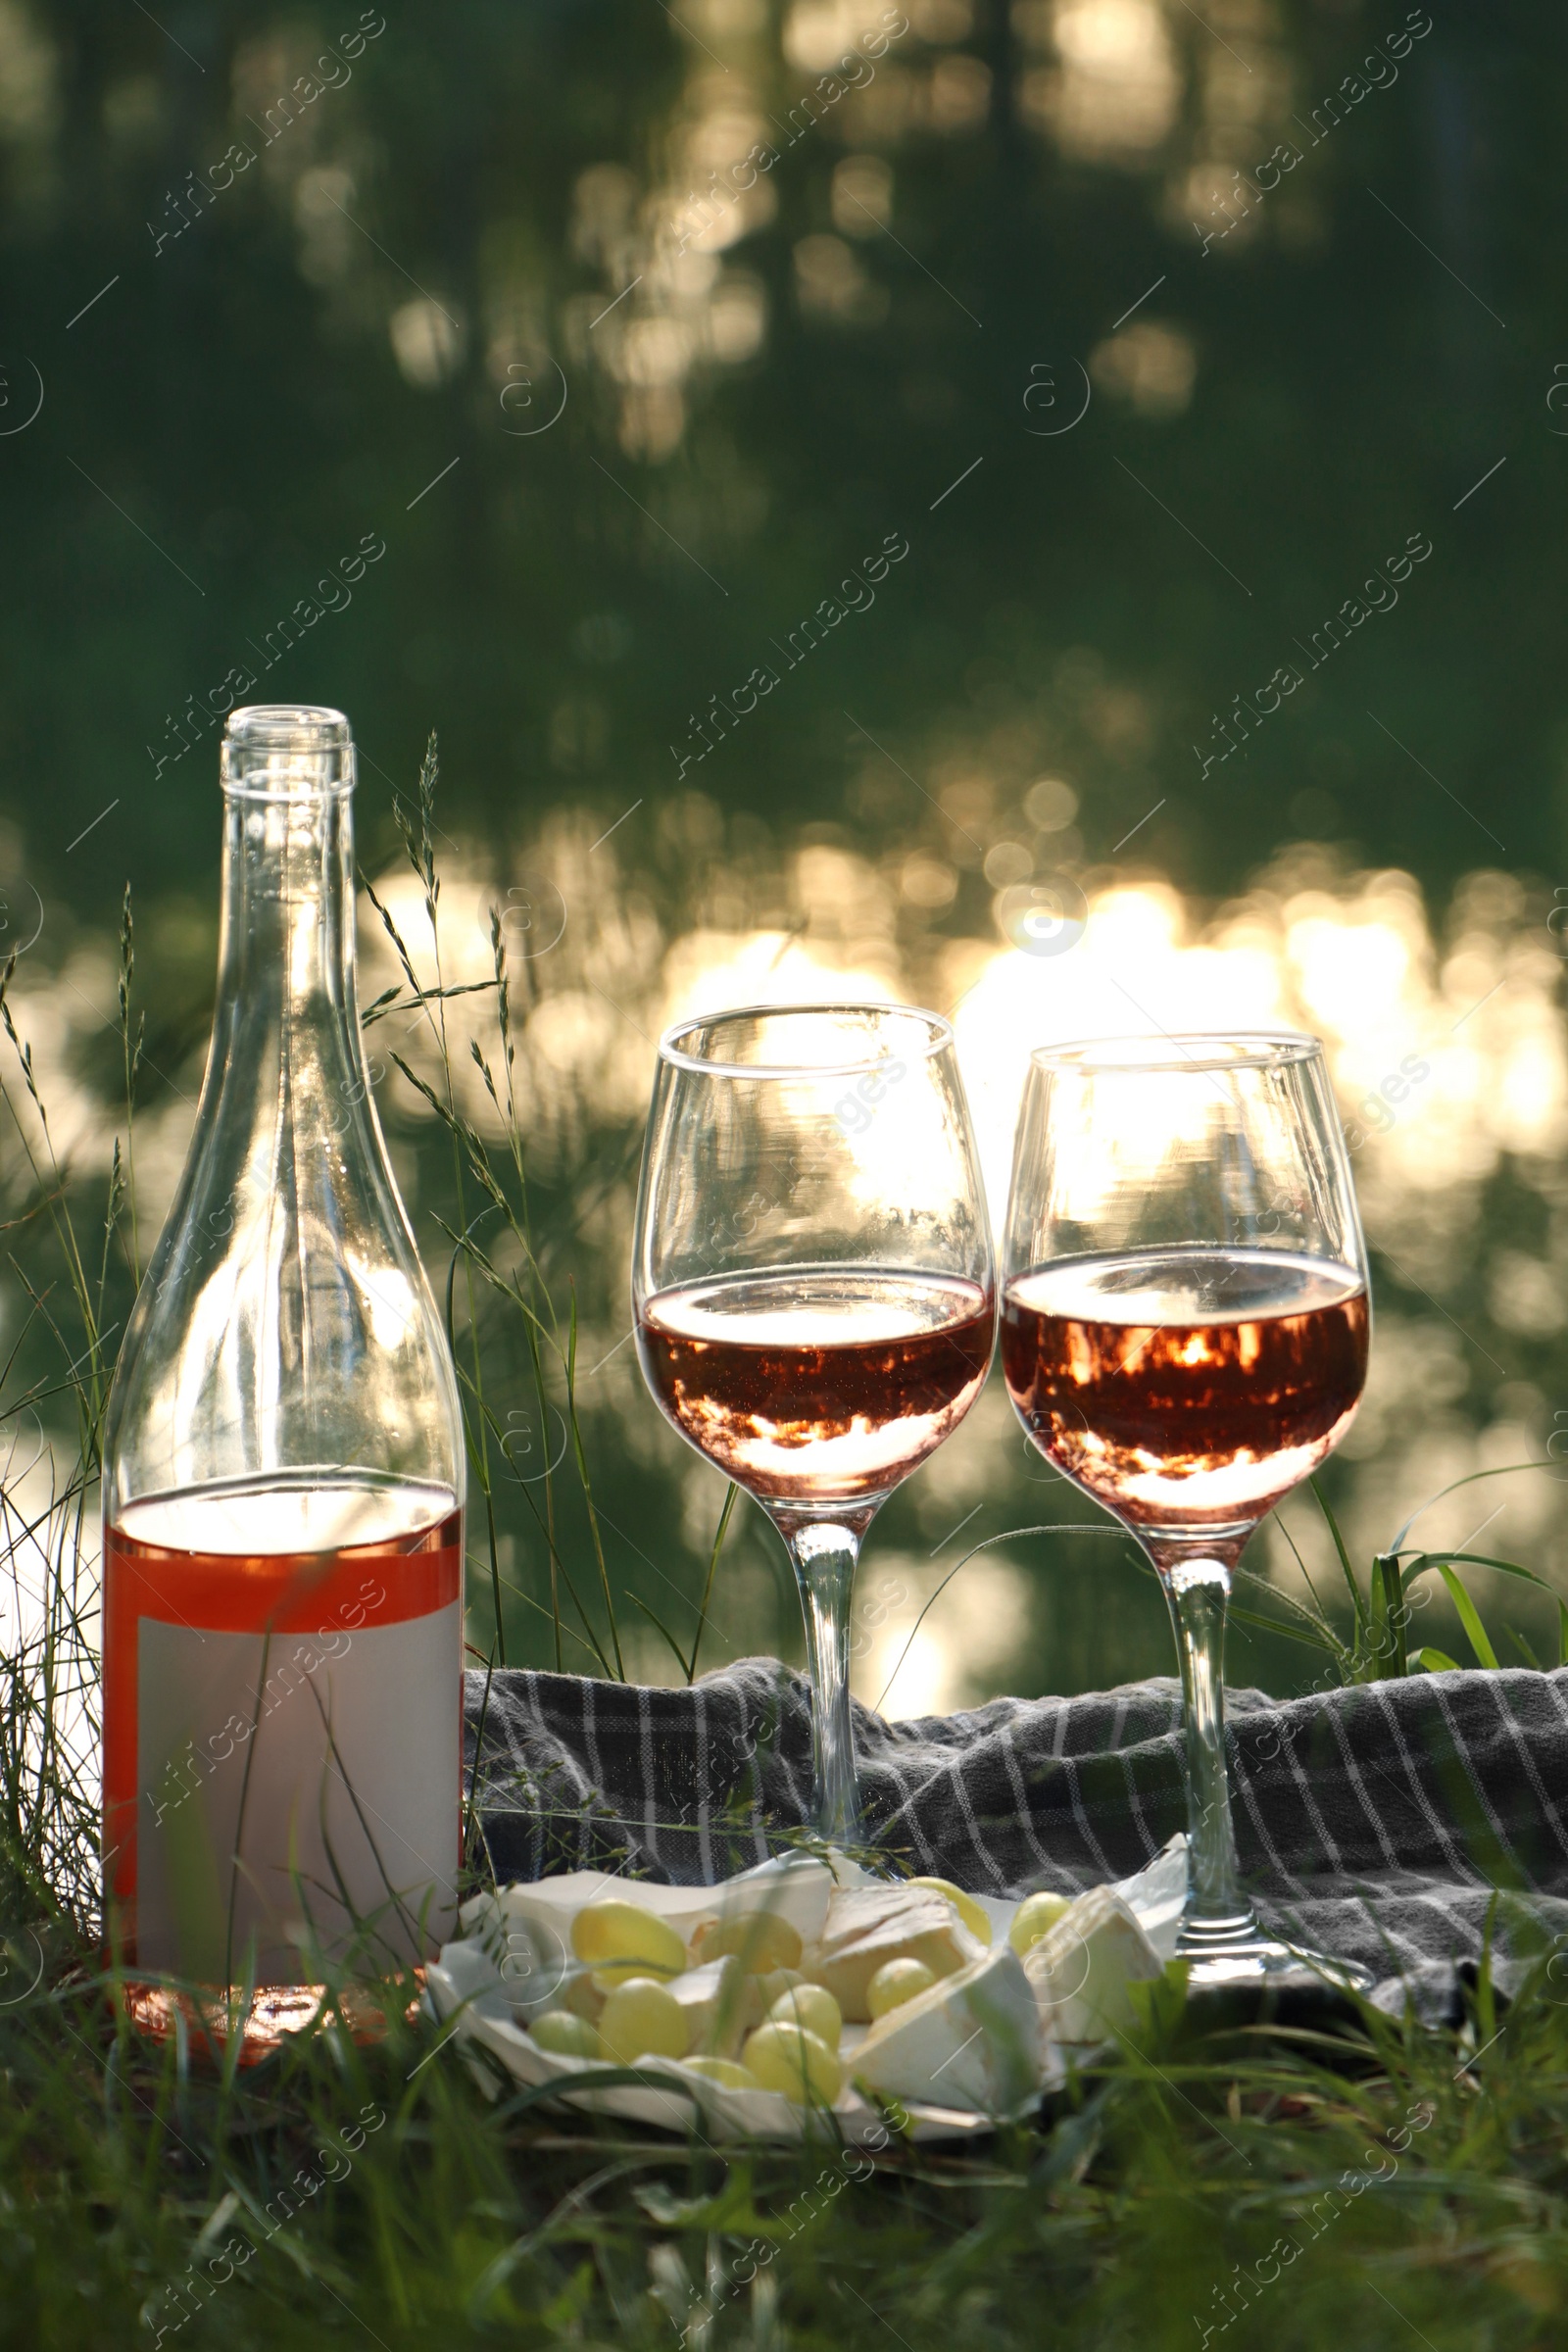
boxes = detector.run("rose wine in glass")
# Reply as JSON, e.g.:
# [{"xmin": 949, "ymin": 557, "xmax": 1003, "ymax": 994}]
[
  {"xmin": 1002, "ymin": 1035, "xmax": 1373, "ymax": 1986},
  {"xmin": 1004, "ymin": 1250, "xmax": 1368, "ymax": 1528},
  {"xmin": 637, "ymin": 1269, "xmax": 994, "ymax": 1502},
  {"xmin": 634, "ymin": 1004, "xmax": 994, "ymax": 1842}
]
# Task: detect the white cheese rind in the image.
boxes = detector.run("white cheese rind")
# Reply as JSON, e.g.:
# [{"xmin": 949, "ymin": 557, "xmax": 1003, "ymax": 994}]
[{"xmin": 1112, "ymin": 1835, "xmax": 1189, "ymax": 1961}]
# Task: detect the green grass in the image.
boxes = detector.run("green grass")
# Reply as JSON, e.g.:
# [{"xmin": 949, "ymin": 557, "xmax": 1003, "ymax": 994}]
[
  {"xmin": 7, "ymin": 1927, "xmax": 1568, "ymax": 2348},
  {"xmin": 3, "ymin": 751, "xmax": 1568, "ymax": 2350}
]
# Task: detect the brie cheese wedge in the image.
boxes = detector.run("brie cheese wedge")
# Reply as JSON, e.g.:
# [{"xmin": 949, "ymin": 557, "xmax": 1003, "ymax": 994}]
[
  {"xmin": 851, "ymin": 1941, "xmax": 1045, "ymax": 2114},
  {"xmin": 1020, "ymin": 1885, "xmax": 1164, "ymax": 2044},
  {"xmin": 805, "ymin": 1887, "xmax": 984, "ymax": 2022},
  {"xmin": 669, "ymin": 1956, "xmax": 748, "ymax": 2057}
]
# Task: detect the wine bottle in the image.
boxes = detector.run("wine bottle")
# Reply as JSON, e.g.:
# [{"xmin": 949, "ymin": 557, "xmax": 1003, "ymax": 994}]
[{"xmin": 101, "ymin": 706, "xmax": 465, "ymax": 2027}]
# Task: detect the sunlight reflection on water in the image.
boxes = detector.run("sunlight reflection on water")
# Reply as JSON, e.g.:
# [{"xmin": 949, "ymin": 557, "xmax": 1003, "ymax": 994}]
[
  {"xmin": 348, "ymin": 827, "xmax": 1568, "ymax": 1703},
  {"xmin": 8, "ymin": 829, "xmax": 1566, "ymax": 1711}
]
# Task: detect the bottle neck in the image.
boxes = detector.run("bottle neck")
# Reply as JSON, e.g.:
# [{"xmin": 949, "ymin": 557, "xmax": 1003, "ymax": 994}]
[
  {"xmin": 103, "ymin": 704, "xmax": 463, "ymax": 1528},
  {"xmin": 214, "ymin": 787, "xmax": 360, "ymax": 1038}
]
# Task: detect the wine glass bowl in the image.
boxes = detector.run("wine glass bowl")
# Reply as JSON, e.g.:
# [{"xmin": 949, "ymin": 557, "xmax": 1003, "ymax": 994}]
[
  {"xmin": 1002, "ymin": 1032, "xmax": 1373, "ymax": 1987},
  {"xmin": 634, "ymin": 1003, "xmax": 994, "ymax": 1842}
]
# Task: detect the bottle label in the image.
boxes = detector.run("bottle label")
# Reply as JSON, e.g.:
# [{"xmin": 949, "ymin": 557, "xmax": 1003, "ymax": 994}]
[{"xmin": 103, "ymin": 1522, "xmax": 463, "ymax": 1983}]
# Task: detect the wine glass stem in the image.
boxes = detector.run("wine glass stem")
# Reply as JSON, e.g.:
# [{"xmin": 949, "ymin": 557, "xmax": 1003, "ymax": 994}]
[
  {"xmin": 788, "ymin": 1521, "xmax": 861, "ymax": 1845},
  {"xmin": 1161, "ymin": 1556, "xmax": 1255, "ymax": 1936}
]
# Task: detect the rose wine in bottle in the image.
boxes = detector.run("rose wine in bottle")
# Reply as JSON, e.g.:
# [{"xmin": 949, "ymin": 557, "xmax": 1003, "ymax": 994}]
[{"xmin": 101, "ymin": 707, "xmax": 466, "ymax": 2047}]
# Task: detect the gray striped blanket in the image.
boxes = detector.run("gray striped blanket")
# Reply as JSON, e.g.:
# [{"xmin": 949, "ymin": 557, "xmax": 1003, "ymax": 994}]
[{"xmin": 464, "ymin": 1658, "xmax": 1568, "ymax": 2009}]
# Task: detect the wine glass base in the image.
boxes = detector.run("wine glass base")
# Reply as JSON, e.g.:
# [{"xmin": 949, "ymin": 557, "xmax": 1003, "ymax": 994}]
[{"xmin": 1178, "ymin": 1933, "xmax": 1374, "ymax": 1995}]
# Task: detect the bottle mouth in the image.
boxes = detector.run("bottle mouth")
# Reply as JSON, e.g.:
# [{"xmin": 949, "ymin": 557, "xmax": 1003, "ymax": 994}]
[{"xmin": 221, "ymin": 706, "xmax": 355, "ymax": 799}]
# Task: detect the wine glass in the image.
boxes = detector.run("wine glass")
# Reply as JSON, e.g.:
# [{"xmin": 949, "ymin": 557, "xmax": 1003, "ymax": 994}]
[
  {"xmin": 1001, "ymin": 1032, "xmax": 1373, "ymax": 1987},
  {"xmin": 634, "ymin": 1002, "xmax": 994, "ymax": 1844}
]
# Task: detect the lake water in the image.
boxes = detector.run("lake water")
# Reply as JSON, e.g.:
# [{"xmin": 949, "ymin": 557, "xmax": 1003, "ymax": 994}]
[{"xmin": 2, "ymin": 0, "xmax": 1564, "ymax": 1710}]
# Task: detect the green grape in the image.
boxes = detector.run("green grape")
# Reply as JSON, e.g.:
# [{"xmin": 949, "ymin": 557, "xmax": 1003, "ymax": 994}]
[
  {"xmin": 690, "ymin": 1911, "xmax": 803, "ymax": 1974},
  {"xmin": 681, "ymin": 2056, "xmax": 760, "ymax": 2089},
  {"xmin": 570, "ymin": 1898, "xmax": 687, "ymax": 1984},
  {"xmin": 598, "ymin": 1976, "xmax": 691, "ymax": 2063},
  {"xmin": 1009, "ymin": 1891, "xmax": 1074, "ymax": 1955},
  {"xmin": 562, "ymin": 1969, "xmax": 607, "ymax": 2023},
  {"xmin": 529, "ymin": 2009, "xmax": 604, "ymax": 2060},
  {"xmin": 768, "ymin": 1982, "xmax": 843, "ymax": 2049},
  {"xmin": 866, "ymin": 1957, "xmax": 935, "ymax": 2019},
  {"xmin": 742, "ymin": 2022, "xmax": 843, "ymax": 2106}
]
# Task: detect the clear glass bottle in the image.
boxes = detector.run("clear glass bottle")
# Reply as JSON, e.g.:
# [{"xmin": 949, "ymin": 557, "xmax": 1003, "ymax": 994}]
[{"xmin": 101, "ymin": 706, "xmax": 465, "ymax": 2027}]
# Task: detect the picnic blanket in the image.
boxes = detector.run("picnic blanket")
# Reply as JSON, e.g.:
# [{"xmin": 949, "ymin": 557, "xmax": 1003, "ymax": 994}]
[{"xmin": 464, "ymin": 1658, "xmax": 1568, "ymax": 2016}]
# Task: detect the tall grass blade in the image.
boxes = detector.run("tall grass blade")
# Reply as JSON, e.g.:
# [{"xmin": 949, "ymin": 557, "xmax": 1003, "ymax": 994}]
[
  {"xmin": 1373, "ymin": 1551, "xmax": 1407, "ymax": 1677},
  {"xmin": 1435, "ymin": 1565, "xmax": 1500, "ymax": 1671},
  {"xmin": 687, "ymin": 1483, "xmax": 738, "ymax": 1685},
  {"xmin": 1309, "ymin": 1476, "xmax": 1367, "ymax": 1638}
]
